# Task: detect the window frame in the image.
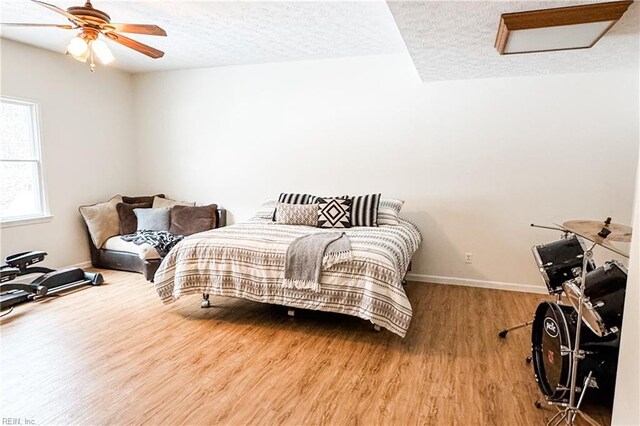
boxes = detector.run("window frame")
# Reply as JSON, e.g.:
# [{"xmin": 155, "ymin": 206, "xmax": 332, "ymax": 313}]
[{"xmin": 1, "ymin": 96, "xmax": 51, "ymax": 227}]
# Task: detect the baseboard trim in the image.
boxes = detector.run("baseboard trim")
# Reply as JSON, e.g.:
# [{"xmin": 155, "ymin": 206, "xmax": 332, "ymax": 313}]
[
  {"xmin": 406, "ymin": 273, "xmax": 547, "ymax": 295},
  {"xmin": 71, "ymin": 260, "xmax": 93, "ymax": 270}
]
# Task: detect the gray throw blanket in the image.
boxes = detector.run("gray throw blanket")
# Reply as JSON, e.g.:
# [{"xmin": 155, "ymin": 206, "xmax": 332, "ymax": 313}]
[{"xmin": 282, "ymin": 232, "xmax": 353, "ymax": 292}]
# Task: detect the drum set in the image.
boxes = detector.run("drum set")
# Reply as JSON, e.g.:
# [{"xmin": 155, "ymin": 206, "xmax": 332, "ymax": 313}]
[{"xmin": 499, "ymin": 217, "xmax": 632, "ymax": 426}]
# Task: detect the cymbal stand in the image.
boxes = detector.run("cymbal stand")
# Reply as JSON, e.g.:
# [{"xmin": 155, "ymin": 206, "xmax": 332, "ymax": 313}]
[
  {"xmin": 547, "ymin": 241, "xmax": 598, "ymax": 426},
  {"xmin": 546, "ymin": 372, "xmax": 600, "ymax": 426}
]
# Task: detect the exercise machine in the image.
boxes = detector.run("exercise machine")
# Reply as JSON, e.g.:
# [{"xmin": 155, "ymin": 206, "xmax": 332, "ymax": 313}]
[{"xmin": 1, "ymin": 251, "xmax": 103, "ymax": 313}]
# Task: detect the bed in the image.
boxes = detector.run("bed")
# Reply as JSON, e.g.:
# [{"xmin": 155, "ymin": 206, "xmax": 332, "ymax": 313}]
[{"xmin": 153, "ymin": 216, "xmax": 422, "ymax": 337}]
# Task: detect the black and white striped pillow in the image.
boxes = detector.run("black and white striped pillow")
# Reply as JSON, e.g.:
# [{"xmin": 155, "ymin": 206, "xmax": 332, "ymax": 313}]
[
  {"xmin": 278, "ymin": 193, "xmax": 317, "ymax": 204},
  {"xmin": 272, "ymin": 193, "xmax": 317, "ymax": 220},
  {"xmin": 349, "ymin": 193, "xmax": 381, "ymax": 227}
]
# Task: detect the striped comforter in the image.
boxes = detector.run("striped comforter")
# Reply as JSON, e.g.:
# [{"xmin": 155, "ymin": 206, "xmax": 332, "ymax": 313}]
[{"xmin": 154, "ymin": 218, "xmax": 422, "ymax": 337}]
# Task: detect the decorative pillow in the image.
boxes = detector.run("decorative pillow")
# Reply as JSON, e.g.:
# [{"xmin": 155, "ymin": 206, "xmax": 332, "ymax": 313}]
[
  {"xmin": 116, "ymin": 202, "xmax": 148, "ymax": 235},
  {"xmin": 79, "ymin": 195, "xmax": 123, "ymax": 248},
  {"xmin": 253, "ymin": 198, "xmax": 277, "ymax": 220},
  {"xmin": 272, "ymin": 193, "xmax": 318, "ymax": 221},
  {"xmin": 349, "ymin": 193, "xmax": 381, "ymax": 227},
  {"xmin": 378, "ymin": 199, "xmax": 405, "ymax": 226},
  {"xmin": 275, "ymin": 203, "xmax": 318, "ymax": 226},
  {"xmin": 134, "ymin": 207, "xmax": 171, "ymax": 232},
  {"xmin": 152, "ymin": 196, "xmax": 195, "ymax": 209},
  {"xmin": 122, "ymin": 194, "xmax": 165, "ymax": 207},
  {"xmin": 170, "ymin": 204, "xmax": 218, "ymax": 236},
  {"xmin": 317, "ymin": 197, "xmax": 352, "ymax": 228}
]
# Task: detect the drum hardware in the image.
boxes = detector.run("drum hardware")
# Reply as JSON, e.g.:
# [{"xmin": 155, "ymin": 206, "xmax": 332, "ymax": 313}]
[
  {"xmin": 545, "ymin": 372, "xmax": 599, "ymax": 426},
  {"xmin": 564, "ymin": 241, "xmax": 594, "ymax": 425},
  {"xmin": 530, "ymin": 224, "xmax": 569, "ymax": 233},
  {"xmin": 498, "ymin": 292, "xmax": 563, "ymax": 340}
]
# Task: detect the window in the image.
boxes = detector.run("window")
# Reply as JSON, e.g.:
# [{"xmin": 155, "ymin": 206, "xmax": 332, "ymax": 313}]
[{"xmin": 1, "ymin": 97, "xmax": 49, "ymax": 224}]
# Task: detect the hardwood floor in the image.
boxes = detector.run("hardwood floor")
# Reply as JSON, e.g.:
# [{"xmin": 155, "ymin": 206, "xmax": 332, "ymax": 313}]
[{"xmin": 0, "ymin": 270, "xmax": 612, "ymax": 425}]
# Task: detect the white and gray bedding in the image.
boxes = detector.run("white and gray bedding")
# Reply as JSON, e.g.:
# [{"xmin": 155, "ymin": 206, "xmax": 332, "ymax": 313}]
[{"xmin": 154, "ymin": 217, "xmax": 422, "ymax": 337}]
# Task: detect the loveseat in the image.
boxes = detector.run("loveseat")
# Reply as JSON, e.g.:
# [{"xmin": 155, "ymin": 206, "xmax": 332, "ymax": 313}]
[{"xmin": 81, "ymin": 194, "xmax": 226, "ymax": 281}]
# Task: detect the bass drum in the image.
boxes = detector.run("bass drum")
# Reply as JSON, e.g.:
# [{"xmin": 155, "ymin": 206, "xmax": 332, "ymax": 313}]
[{"xmin": 531, "ymin": 301, "xmax": 619, "ymax": 402}]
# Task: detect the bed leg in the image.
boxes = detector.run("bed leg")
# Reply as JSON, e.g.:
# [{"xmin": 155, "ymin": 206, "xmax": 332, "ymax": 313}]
[
  {"xmin": 403, "ymin": 262, "xmax": 411, "ymax": 286},
  {"xmin": 373, "ymin": 324, "xmax": 382, "ymax": 332},
  {"xmin": 201, "ymin": 293, "xmax": 211, "ymax": 309},
  {"xmin": 287, "ymin": 309, "xmax": 295, "ymax": 317}
]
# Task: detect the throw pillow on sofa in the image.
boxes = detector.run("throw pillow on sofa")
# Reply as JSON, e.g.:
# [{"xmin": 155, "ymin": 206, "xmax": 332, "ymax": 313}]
[
  {"xmin": 170, "ymin": 204, "xmax": 218, "ymax": 236},
  {"xmin": 134, "ymin": 207, "xmax": 171, "ymax": 232},
  {"xmin": 79, "ymin": 195, "xmax": 123, "ymax": 248},
  {"xmin": 152, "ymin": 196, "xmax": 195, "ymax": 209},
  {"xmin": 116, "ymin": 202, "xmax": 148, "ymax": 235},
  {"xmin": 122, "ymin": 194, "xmax": 165, "ymax": 207}
]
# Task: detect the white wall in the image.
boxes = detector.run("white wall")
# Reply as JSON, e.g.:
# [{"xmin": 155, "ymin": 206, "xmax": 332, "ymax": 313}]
[
  {"xmin": 0, "ymin": 38, "xmax": 138, "ymax": 268},
  {"xmin": 612, "ymin": 85, "xmax": 640, "ymax": 426},
  {"xmin": 133, "ymin": 53, "xmax": 638, "ymax": 290}
]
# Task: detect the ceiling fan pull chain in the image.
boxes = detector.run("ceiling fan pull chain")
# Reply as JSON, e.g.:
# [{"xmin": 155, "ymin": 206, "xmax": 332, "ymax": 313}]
[{"xmin": 89, "ymin": 47, "xmax": 95, "ymax": 72}]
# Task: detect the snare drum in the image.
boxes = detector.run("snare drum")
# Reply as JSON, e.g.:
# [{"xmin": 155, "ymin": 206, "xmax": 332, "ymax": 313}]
[
  {"xmin": 563, "ymin": 260, "xmax": 627, "ymax": 337},
  {"xmin": 532, "ymin": 235, "xmax": 595, "ymax": 294}
]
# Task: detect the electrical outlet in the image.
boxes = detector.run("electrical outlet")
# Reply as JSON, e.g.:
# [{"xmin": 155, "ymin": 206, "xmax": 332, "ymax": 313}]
[{"xmin": 465, "ymin": 253, "xmax": 473, "ymax": 264}]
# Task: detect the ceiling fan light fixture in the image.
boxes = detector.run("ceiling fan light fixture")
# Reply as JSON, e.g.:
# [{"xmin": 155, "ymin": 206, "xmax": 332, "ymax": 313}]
[
  {"xmin": 92, "ymin": 39, "xmax": 114, "ymax": 64},
  {"xmin": 67, "ymin": 35, "xmax": 88, "ymax": 57}
]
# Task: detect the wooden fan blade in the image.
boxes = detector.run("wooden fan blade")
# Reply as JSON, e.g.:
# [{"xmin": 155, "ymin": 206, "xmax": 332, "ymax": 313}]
[
  {"xmin": 104, "ymin": 32, "xmax": 164, "ymax": 59},
  {"xmin": 31, "ymin": 0, "xmax": 87, "ymax": 25},
  {"xmin": 0, "ymin": 23, "xmax": 74, "ymax": 29},
  {"xmin": 102, "ymin": 23, "xmax": 166, "ymax": 36}
]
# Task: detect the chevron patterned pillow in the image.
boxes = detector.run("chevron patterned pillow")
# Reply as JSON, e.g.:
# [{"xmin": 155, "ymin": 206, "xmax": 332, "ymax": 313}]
[{"xmin": 316, "ymin": 197, "xmax": 352, "ymax": 228}]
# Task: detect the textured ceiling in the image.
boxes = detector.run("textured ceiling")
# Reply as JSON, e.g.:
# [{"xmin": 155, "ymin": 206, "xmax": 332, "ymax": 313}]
[
  {"xmin": 0, "ymin": 1, "xmax": 406, "ymax": 73},
  {"xmin": 387, "ymin": 0, "xmax": 640, "ymax": 81},
  {"xmin": 0, "ymin": 1, "xmax": 638, "ymax": 79}
]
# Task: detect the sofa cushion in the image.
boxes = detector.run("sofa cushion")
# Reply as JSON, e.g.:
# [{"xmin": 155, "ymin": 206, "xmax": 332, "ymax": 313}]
[
  {"xmin": 79, "ymin": 195, "xmax": 123, "ymax": 248},
  {"xmin": 103, "ymin": 236, "xmax": 161, "ymax": 260},
  {"xmin": 152, "ymin": 196, "xmax": 195, "ymax": 209},
  {"xmin": 116, "ymin": 202, "xmax": 148, "ymax": 235},
  {"xmin": 170, "ymin": 204, "xmax": 218, "ymax": 236},
  {"xmin": 135, "ymin": 207, "xmax": 171, "ymax": 232},
  {"xmin": 122, "ymin": 194, "xmax": 165, "ymax": 207}
]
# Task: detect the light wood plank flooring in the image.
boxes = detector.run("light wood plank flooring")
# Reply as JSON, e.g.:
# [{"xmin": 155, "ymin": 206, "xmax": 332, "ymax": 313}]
[{"xmin": 0, "ymin": 270, "xmax": 612, "ymax": 425}]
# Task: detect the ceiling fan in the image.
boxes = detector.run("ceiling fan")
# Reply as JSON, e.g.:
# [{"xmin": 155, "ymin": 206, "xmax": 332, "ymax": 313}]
[{"xmin": 1, "ymin": 0, "xmax": 167, "ymax": 71}]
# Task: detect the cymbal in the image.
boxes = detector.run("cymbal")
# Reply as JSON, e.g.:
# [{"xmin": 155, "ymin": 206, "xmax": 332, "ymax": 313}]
[
  {"xmin": 563, "ymin": 219, "xmax": 632, "ymax": 242},
  {"xmin": 559, "ymin": 219, "xmax": 631, "ymax": 258}
]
